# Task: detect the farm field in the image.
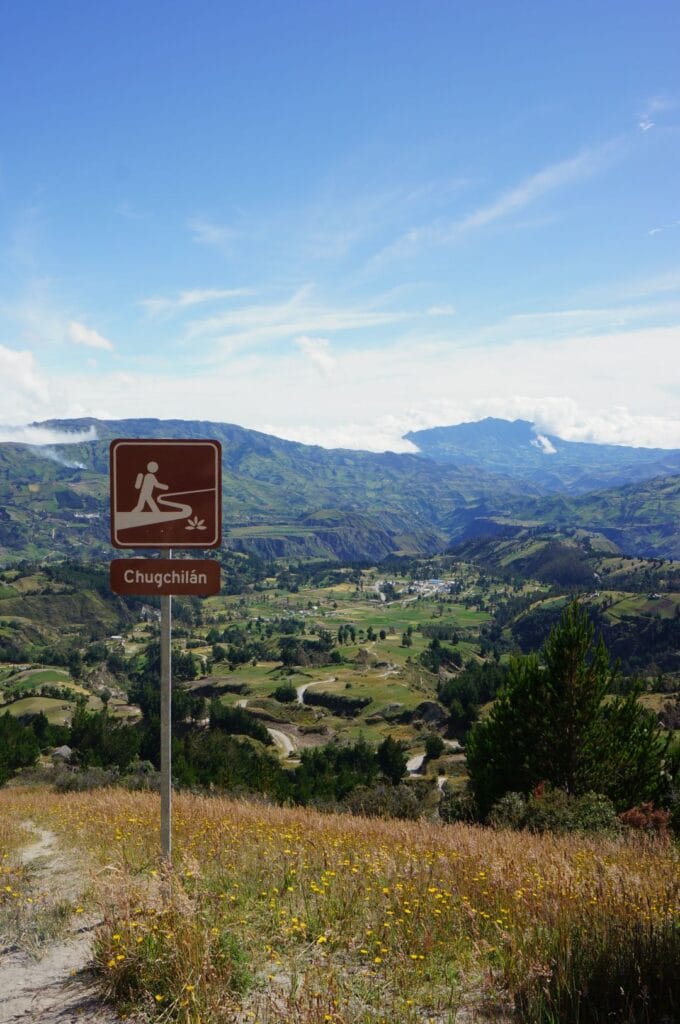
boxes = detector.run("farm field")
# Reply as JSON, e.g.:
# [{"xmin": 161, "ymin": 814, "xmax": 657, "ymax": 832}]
[{"xmin": 1, "ymin": 555, "xmax": 678, "ymax": 773}]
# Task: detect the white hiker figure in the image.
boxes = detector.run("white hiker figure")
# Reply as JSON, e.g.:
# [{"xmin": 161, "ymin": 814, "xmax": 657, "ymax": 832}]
[{"xmin": 133, "ymin": 461, "xmax": 169, "ymax": 513}]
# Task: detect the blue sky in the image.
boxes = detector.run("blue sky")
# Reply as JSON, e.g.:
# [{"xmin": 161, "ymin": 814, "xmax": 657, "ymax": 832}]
[{"xmin": 1, "ymin": 0, "xmax": 679, "ymax": 450}]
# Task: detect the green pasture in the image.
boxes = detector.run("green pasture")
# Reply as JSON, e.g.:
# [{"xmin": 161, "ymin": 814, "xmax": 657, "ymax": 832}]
[
  {"xmin": 607, "ymin": 592, "xmax": 680, "ymax": 619},
  {"xmin": 4, "ymin": 695, "xmax": 76, "ymax": 724},
  {"xmin": 11, "ymin": 667, "xmax": 71, "ymax": 686},
  {"xmin": 3, "ymin": 686, "xmax": 103, "ymax": 722},
  {"xmin": 212, "ymin": 656, "xmax": 441, "ymax": 750},
  {"xmin": 497, "ymin": 540, "xmax": 545, "ymax": 567}
]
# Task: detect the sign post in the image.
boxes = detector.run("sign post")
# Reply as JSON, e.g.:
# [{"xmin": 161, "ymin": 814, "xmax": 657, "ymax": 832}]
[
  {"xmin": 110, "ymin": 439, "xmax": 222, "ymax": 861},
  {"xmin": 160, "ymin": 554, "xmax": 173, "ymax": 859}
]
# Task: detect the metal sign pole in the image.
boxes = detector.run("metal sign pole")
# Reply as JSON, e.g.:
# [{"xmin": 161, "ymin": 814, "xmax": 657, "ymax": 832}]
[{"xmin": 160, "ymin": 548, "xmax": 172, "ymax": 861}]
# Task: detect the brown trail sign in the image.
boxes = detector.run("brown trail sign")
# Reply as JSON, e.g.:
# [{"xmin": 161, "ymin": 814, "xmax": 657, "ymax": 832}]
[
  {"xmin": 110, "ymin": 438, "xmax": 222, "ymax": 548},
  {"xmin": 109, "ymin": 438, "xmax": 223, "ymax": 861}
]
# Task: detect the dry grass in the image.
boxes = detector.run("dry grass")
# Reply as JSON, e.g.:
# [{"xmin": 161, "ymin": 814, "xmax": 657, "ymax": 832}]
[{"xmin": 0, "ymin": 786, "xmax": 678, "ymax": 1023}]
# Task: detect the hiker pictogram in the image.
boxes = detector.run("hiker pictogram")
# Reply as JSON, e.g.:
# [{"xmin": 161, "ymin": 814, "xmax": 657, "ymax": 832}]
[
  {"xmin": 133, "ymin": 461, "xmax": 169, "ymax": 513},
  {"xmin": 121, "ymin": 459, "xmax": 207, "ymax": 530},
  {"xmin": 110, "ymin": 439, "xmax": 222, "ymax": 549}
]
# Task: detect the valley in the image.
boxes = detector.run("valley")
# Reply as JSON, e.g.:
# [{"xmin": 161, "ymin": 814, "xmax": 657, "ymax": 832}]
[
  {"xmin": 1, "ymin": 543, "xmax": 678, "ymax": 800},
  {"xmin": 1, "ymin": 416, "xmax": 680, "ymax": 1023}
]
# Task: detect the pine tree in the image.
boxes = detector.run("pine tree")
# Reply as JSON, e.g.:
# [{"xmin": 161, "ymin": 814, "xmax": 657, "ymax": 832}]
[{"xmin": 466, "ymin": 602, "xmax": 671, "ymax": 816}]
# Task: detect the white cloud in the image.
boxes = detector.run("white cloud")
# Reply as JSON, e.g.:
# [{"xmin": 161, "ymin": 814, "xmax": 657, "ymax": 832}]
[
  {"xmin": 506, "ymin": 299, "xmax": 680, "ymax": 334},
  {"xmin": 646, "ymin": 221, "xmax": 680, "ymax": 239},
  {"xmin": 587, "ymin": 267, "xmax": 680, "ymax": 305},
  {"xmin": 263, "ymin": 416, "xmax": 421, "ymax": 453},
  {"xmin": 140, "ymin": 288, "xmax": 253, "ymax": 316},
  {"xmin": 185, "ymin": 285, "xmax": 409, "ymax": 352},
  {"xmin": 0, "ymin": 344, "xmax": 105, "ymax": 426},
  {"xmin": 639, "ymin": 120, "xmax": 655, "ymax": 132},
  {"xmin": 67, "ymin": 320, "xmax": 114, "ymax": 351},
  {"xmin": 29, "ymin": 317, "xmax": 680, "ymax": 452},
  {"xmin": 427, "ymin": 305, "xmax": 456, "ymax": 316},
  {"xmin": 457, "ymin": 146, "xmax": 614, "ymax": 232},
  {"xmin": 0, "ymin": 423, "xmax": 97, "ymax": 445},
  {"xmin": 187, "ymin": 218, "xmax": 236, "ymax": 247},
  {"xmin": 294, "ymin": 336, "xmax": 336, "ymax": 378},
  {"xmin": 378, "ymin": 140, "xmax": 620, "ymax": 260},
  {"xmin": 640, "ymin": 94, "xmax": 676, "ymax": 120},
  {"xmin": 530, "ymin": 433, "xmax": 558, "ymax": 455},
  {"xmin": 116, "ymin": 200, "xmax": 149, "ymax": 221},
  {"xmin": 0, "ymin": 344, "xmax": 51, "ymax": 422}
]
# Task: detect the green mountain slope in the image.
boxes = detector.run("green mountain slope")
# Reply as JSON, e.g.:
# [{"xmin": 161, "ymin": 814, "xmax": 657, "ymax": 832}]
[
  {"xmin": 0, "ymin": 418, "xmax": 535, "ymax": 564},
  {"xmin": 0, "ymin": 417, "xmax": 677, "ymax": 564},
  {"xmin": 451, "ymin": 475, "xmax": 680, "ymax": 560}
]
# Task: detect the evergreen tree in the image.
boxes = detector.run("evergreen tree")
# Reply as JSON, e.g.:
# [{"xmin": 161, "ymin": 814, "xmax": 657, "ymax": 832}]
[
  {"xmin": 466, "ymin": 602, "xmax": 671, "ymax": 816},
  {"xmin": 377, "ymin": 735, "xmax": 407, "ymax": 785}
]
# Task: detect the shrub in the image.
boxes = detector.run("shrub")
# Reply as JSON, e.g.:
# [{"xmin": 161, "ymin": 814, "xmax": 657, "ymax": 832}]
[
  {"xmin": 424, "ymin": 733, "xmax": 445, "ymax": 760},
  {"xmin": 488, "ymin": 787, "xmax": 622, "ymax": 836},
  {"xmin": 271, "ymin": 682, "xmax": 297, "ymax": 703},
  {"xmin": 488, "ymin": 791, "xmax": 527, "ymax": 829},
  {"xmin": 345, "ymin": 783, "xmax": 423, "ymax": 820},
  {"xmin": 618, "ymin": 802, "xmax": 671, "ymax": 837},
  {"xmin": 304, "ymin": 690, "xmax": 372, "ymax": 717},
  {"xmin": 122, "ymin": 760, "xmax": 162, "ymax": 792},
  {"xmin": 438, "ymin": 787, "xmax": 478, "ymax": 823},
  {"xmin": 53, "ymin": 766, "xmax": 118, "ymax": 791},
  {"xmin": 524, "ymin": 788, "xmax": 621, "ymax": 836}
]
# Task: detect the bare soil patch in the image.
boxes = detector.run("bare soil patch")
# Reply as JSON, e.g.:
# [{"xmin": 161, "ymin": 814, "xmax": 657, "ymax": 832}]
[{"xmin": 0, "ymin": 822, "xmax": 122, "ymax": 1024}]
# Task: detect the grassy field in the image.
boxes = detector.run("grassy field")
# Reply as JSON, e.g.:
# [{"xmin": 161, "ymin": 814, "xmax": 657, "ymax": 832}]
[
  {"xmin": 0, "ymin": 786, "xmax": 677, "ymax": 1024},
  {"xmin": 605, "ymin": 593, "xmax": 680, "ymax": 620},
  {"xmin": 0, "ymin": 695, "xmax": 100, "ymax": 724},
  {"xmin": 0, "ymin": 662, "xmax": 104, "ymax": 722}
]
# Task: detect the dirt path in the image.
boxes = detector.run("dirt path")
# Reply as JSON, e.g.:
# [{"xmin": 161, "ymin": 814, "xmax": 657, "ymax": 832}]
[
  {"xmin": 296, "ymin": 676, "xmax": 335, "ymax": 705},
  {"xmin": 267, "ymin": 728, "xmax": 296, "ymax": 756},
  {"xmin": 0, "ymin": 822, "xmax": 121, "ymax": 1024},
  {"xmin": 406, "ymin": 751, "xmax": 426, "ymax": 773}
]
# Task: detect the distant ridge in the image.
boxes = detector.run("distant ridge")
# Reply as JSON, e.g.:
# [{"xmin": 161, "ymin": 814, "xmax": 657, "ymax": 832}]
[
  {"xmin": 405, "ymin": 417, "xmax": 680, "ymax": 494},
  {"xmin": 0, "ymin": 416, "xmax": 677, "ymax": 563}
]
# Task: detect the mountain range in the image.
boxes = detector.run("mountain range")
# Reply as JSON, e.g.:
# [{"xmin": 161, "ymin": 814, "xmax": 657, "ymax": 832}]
[
  {"xmin": 0, "ymin": 416, "xmax": 678, "ymax": 564},
  {"xmin": 407, "ymin": 418, "xmax": 680, "ymax": 494}
]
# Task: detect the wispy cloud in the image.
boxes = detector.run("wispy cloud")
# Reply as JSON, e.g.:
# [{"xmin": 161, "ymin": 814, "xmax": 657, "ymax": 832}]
[
  {"xmin": 588, "ymin": 267, "xmax": 680, "ymax": 304},
  {"xmin": 187, "ymin": 217, "xmax": 237, "ymax": 247},
  {"xmin": 508, "ymin": 299, "xmax": 680, "ymax": 330},
  {"xmin": 302, "ymin": 177, "xmax": 472, "ymax": 261},
  {"xmin": 294, "ymin": 336, "xmax": 336, "ymax": 378},
  {"xmin": 646, "ymin": 219, "xmax": 680, "ymax": 238},
  {"xmin": 140, "ymin": 287, "xmax": 253, "ymax": 316},
  {"xmin": 116, "ymin": 200, "xmax": 150, "ymax": 221},
  {"xmin": 639, "ymin": 94, "xmax": 676, "ymax": 127},
  {"xmin": 376, "ymin": 140, "xmax": 620, "ymax": 261},
  {"xmin": 185, "ymin": 284, "xmax": 409, "ymax": 352},
  {"xmin": 67, "ymin": 320, "xmax": 114, "ymax": 351}
]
